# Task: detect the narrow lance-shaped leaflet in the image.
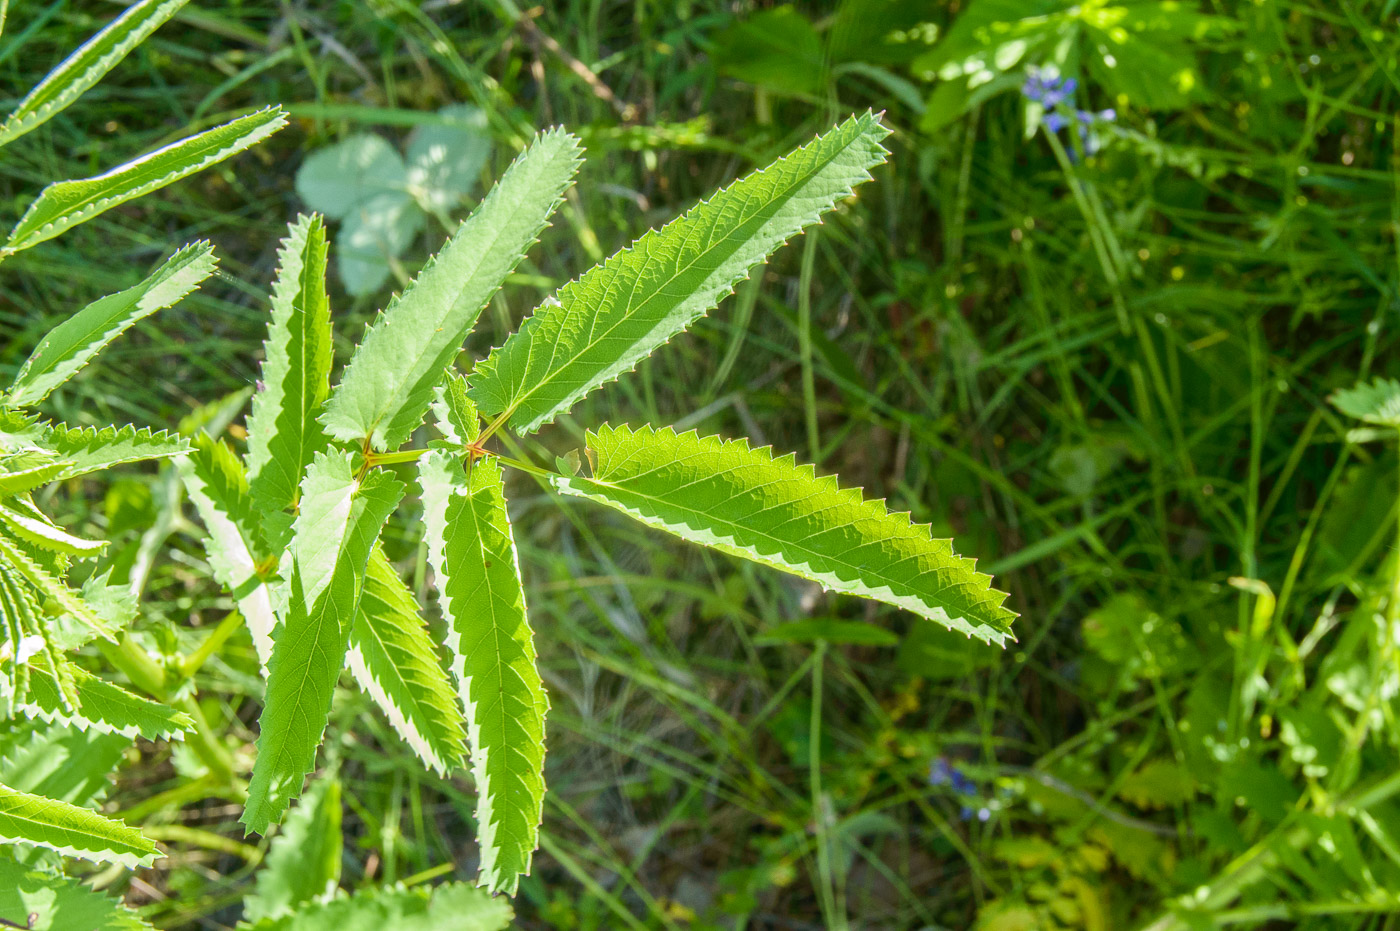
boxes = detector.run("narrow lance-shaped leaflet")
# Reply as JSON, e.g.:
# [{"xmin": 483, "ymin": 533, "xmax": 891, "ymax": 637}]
[
  {"xmin": 242, "ymin": 453, "xmax": 404, "ymax": 834},
  {"xmin": 246, "ymin": 215, "xmax": 334, "ymax": 514},
  {"xmin": 554, "ymin": 425, "xmax": 1016, "ymax": 644},
  {"xmin": 421, "ymin": 437, "xmax": 546, "ymax": 896}
]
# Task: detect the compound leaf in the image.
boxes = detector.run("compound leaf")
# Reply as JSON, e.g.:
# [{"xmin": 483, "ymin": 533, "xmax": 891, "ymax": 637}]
[
  {"xmin": 22, "ymin": 654, "xmax": 193, "ymax": 740},
  {"xmin": 321, "ymin": 128, "xmax": 582, "ymax": 451},
  {"xmin": 347, "ymin": 547, "xmax": 466, "ymax": 775},
  {"xmin": 242, "ymin": 454, "xmax": 404, "ymax": 834},
  {"xmin": 178, "ymin": 437, "xmax": 277, "ymax": 666},
  {"xmin": 246, "ymin": 215, "xmax": 334, "ymax": 514},
  {"xmin": 8, "ymin": 242, "xmax": 216, "ymax": 407},
  {"xmin": 244, "ymin": 773, "xmax": 343, "ymax": 923},
  {"xmin": 0, "ymin": 783, "xmax": 156, "ymax": 866},
  {"xmin": 254, "ymin": 881, "xmax": 512, "ymax": 931},
  {"xmin": 0, "ymin": 858, "xmax": 152, "ymax": 931},
  {"xmin": 555, "ymin": 425, "xmax": 1016, "ymax": 644},
  {"xmin": 0, "ymin": 0, "xmax": 190, "ymax": 149},
  {"xmin": 5, "ymin": 106, "xmax": 286, "ymax": 254},
  {"xmin": 469, "ymin": 111, "xmax": 890, "ymax": 434},
  {"xmin": 421, "ymin": 449, "xmax": 545, "ymax": 895}
]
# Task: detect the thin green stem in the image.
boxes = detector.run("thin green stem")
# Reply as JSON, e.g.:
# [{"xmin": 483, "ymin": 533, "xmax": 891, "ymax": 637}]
[
  {"xmin": 798, "ymin": 231, "xmax": 821, "ymax": 460},
  {"xmin": 809, "ymin": 640, "xmax": 844, "ymax": 930}
]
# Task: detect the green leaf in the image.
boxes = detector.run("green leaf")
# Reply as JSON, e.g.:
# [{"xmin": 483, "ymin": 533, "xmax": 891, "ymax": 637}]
[
  {"xmin": 0, "ymin": 531, "xmax": 115, "ymax": 641},
  {"xmin": 244, "ymin": 773, "xmax": 343, "ymax": 923},
  {"xmin": 335, "ymin": 193, "xmax": 424, "ymax": 297},
  {"xmin": 21, "ymin": 654, "xmax": 193, "ymax": 740},
  {"xmin": 0, "ymin": 502, "xmax": 105, "ymax": 557},
  {"xmin": 254, "ymin": 881, "xmax": 512, "ymax": 931},
  {"xmin": 0, "ymin": 722, "xmax": 127, "ymax": 806},
  {"xmin": 1331, "ymin": 378, "xmax": 1400, "ymax": 427},
  {"xmin": 4, "ymin": 106, "xmax": 286, "ymax": 254},
  {"xmin": 405, "ymin": 105, "xmax": 492, "ymax": 214},
  {"xmin": 430, "ymin": 372, "xmax": 480, "ymax": 447},
  {"xmin": 555, "ymin": 425, "xmax": 1016, "ymax": 644},
  {"xmin": 242, "ymin": 454, "xmax": 404, "ymax": 834},
  {"xmin": 469, "ymin": 111, "xmax": 890, "ymax": 434},
  {"xmin": 8, "ymin": 242, "xmax": 215, "ymax": 406},
  {"xmin": 421, "ymin": 449, "xmax": 546, "ymax": 895},
  {"xmin": 295, "ymin": 133, "xmax": 407, "ymax": 220},
  {"xmin": 0, "ymin": 859, "xmax": 152, "ymax": 931},
  {"xmin": 246, "ymin": 216, "xmax": 334, "ymax": 514},
  {"xmin": 0, "ymin": 0, "xmax": 190, "ymax": 149},
  {"xmin": 346, "ymin": 547, "xmax": 466, "ymax": 775},
  {"xmin": 0, "ymin": 459, "xmax": 71, "ymax": 497},
  {"xmin": 177, "ymin": 437, "xmax": 277, "ymax": 667},
  {"xmin": 321, "ymin": 128, "xmax": 583, "ymax": 451},
  {"xmin": 37, "ymin": 422, "xmax": 189, "ymax": 481},
  {"xmin": 0, "ymin": 783, "xmax": 156, "ymax": 866}
]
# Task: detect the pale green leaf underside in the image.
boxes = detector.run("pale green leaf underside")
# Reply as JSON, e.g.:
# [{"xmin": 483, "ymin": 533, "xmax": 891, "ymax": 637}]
[
  {"xmin": 246, "ymin": 215, "xmax": 333, "ymax": 513},
  {"xmin": 9, "ymin": 242, "xmax": 215, "ymax": 407},
  {"xmin": 5, "ymin": 106, "xmax": 286, "ymax": 254},
  {"xmin": 0, "ymin": 502, "xmax": 105, "ymax": 556},
  {"xmin": 421, "ymin": 450, "xmax": 545, "ymax": 895},
  {"xmin": 0, "ymin": 459, "xmax": 70, "ymax": 497},
  {"xmin": 22, "ymin": 654, "xmax": 193, "ymax": 740},
  {"xmin": 1331, "ymin": 377, "xmax": 1400, "ymax": 427},
  {"xmin": 469, "ymin": 111, "xmax": 891, "ymax": 434},
  {"xmin": 254, "ymin": 881, "xmax": 513, "ymax": 931},
  {"xmin": 245, "ymin": 773, "xmax": 343, "ymax": 924},
  {"xmin": 243, "ymin": 455, "xmax": 404, "ymax": 834},
  {"xmin": 0, "ymin": 0, "xmax": 189, "ymax": 150},
  {"xmin": 0, "ymin": 783, "xmax": 156, "ymax": 866},
  {"xmin": 0, "ymin": 859, "xmax": 152, "ymax": 930},
  {"xmin": 321, "ymin": 128, "xmax": 583, "ymax": 451},
  {"xmin": 347, "ymin": 547, "xmax": 466, "ymax": 775},
  {"xmin": 177, "ymin": 438, "xmax": 276, "ymax": 666},
  {"xmin": 555, "ymin": 425, "xmax": 1016, "ymax": 644}
]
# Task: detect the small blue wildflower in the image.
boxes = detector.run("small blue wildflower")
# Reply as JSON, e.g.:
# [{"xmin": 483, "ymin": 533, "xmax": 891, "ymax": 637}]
[
  {"xmin": 959, "ymin": 805, "xmax": 992, "ymax": 823},
  {"xmin": 928, "ymin": 757, "xmax": 976, "ymax": 795},
  {"xmin": 1022, "ymin": 67, "xmax": 1117, "ymax": 158}
]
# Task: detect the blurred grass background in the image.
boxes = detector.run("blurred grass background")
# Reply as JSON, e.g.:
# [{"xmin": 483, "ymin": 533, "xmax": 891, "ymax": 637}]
[{"xmin": 5, "ymin": 0, "xmax": 1400, "ymax": 928}]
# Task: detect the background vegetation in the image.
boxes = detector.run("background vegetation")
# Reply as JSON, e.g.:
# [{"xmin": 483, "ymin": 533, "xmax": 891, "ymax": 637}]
[{"xmin": 4, "ymin": 0, "xmax": 1400, "ymax": 927}]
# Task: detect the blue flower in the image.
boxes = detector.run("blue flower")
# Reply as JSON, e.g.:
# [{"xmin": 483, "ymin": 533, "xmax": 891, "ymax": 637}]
[
  {"xmin": 928, "ymin": 757, "xmax": 976, "ymax": 795},
  {"xmin": 1022, "ymin": 67, "xmax": 1117, "ymax": 157}
]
